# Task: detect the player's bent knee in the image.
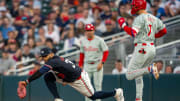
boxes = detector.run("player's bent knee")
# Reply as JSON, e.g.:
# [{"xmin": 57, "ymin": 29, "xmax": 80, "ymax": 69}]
[{"xmin": 125, "ymin": 73, "xmax": 134, "ymax": 80}]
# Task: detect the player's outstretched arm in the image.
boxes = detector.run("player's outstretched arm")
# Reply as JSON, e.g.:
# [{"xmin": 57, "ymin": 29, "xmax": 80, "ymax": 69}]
[
  {"xmin": 17, "ymin": 65, "xmax": 51, "ymax": 99},
  {"xmin": 17, "ymin": 70, "xmax": 43, "ymax": 99},
  {"xmin": 118, "ymin": 17, "xmax": 138, "ymax": 37},
  {"xmin": 25, "ymin": 64, "xmax": 52, "ymax": 84}
]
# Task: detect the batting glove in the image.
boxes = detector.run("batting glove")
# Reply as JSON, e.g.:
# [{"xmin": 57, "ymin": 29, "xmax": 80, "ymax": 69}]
[{"xmin": 118, "ymin": 17, "xmax": 126, "ymax": 29}]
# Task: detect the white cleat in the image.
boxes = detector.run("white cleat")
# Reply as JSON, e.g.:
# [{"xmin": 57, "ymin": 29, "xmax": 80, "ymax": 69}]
[
  {"xmin": 150, "ymin": 63, "xmax": 159, "ymax": 80},
  {"xmin": 54, "ymin": 98, "xmax": 63, "ymax": 101},
  {"xmin": 114, "ymin": 88, "xmax": 124, "ymax": 101}
]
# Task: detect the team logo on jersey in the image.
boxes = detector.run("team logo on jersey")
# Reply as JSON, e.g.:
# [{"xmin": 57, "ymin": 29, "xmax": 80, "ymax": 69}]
[{"xmin": 84, "ymin": 46, "xmax": 98, "ymax": 51}]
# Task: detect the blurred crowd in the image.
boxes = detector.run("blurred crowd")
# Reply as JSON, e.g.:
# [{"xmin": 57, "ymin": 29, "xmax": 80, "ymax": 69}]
[
  {"xmin": 112, "ymin": 59, "xmax": 180, "ymax": 75},
  {"xmin": 0, "ymin": 0, "xmax": 179, "ymax": 75}
]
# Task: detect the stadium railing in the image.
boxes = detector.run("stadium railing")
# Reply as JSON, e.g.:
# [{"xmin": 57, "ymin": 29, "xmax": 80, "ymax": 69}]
[{"xmin": 7, "ymin": 15, "xmax": 180, "ymax": 75}]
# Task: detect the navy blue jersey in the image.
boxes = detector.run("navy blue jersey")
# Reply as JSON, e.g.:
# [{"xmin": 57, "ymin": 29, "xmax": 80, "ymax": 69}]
[{"xmin": 39, "ymin": 56, "xmax": 82, "ymax": 82}]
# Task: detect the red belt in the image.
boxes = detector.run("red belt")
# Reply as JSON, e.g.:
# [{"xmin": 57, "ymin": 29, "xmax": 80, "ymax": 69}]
[
  {"xmin": 88, "ymin": 62, "xmax": 95, "ymax": 64},
  {"xmin": 134, "ymin": 43, "xmax": 154, "ymax": 47}
]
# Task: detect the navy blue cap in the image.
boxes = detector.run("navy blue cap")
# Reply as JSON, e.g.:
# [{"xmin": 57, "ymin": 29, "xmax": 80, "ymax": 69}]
[{"xmin": 40, "ymin": 47, "xmax": 52, "ymax": 57}]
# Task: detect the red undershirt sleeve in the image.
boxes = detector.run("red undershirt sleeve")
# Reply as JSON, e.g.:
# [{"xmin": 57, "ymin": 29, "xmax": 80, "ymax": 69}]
[
  {"xmin": 124, "ymin": 26, "xmax": 138, "ymax": 37},
  {"xmin": 79, "ymin": 53, "xmax": 84, "ymax": 67},
  {"xmin": 101, "ymin": 50, "xmax": 109, "ymax": 63},
  {"xmin": 155, "ymin": 27, "xmax": 167, "ymax": 38}
]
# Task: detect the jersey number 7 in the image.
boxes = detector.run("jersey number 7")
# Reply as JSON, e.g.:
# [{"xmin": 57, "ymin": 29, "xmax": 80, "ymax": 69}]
[{"xmin": 148, "ymin": 24, "xmax": 152, "ymax": 36}]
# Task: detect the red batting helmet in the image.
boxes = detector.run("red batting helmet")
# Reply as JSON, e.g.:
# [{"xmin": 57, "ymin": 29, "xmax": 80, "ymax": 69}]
[
  {"xmin": 85, "ymin": 24, "xmax": 95, "ymax": 31},
  {"xmin": 131, "ymin": 0, "xmax": 147, "ymax": 15}
]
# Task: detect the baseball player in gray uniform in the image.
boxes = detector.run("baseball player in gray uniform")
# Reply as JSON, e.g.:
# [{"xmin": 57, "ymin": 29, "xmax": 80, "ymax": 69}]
[
  {"xmin": 79, "ymin": 24, "xmax": 109, "ymax": 101},
  {"xmin": 118, "ymin": 0, "xmax": 167, "ymax": 101}
]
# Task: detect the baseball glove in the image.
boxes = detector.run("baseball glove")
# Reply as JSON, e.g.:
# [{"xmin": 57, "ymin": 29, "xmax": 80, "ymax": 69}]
[{"xmin": 17, "ymin": 81, "xmax": 27, "ymax": 99}]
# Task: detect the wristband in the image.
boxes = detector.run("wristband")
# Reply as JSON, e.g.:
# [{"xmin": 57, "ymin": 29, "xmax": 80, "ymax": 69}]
[
  {"xmin": 25, "ymin": 80, "xmax": 29, "ymax": 85},
  {"xmin": 122, "ymin": 23, "xmax": 127, "ymax": 29}
]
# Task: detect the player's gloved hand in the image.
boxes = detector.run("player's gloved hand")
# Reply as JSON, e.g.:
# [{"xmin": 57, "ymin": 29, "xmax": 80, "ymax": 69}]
[
  {"xmin": 97, "ymin": 62, "xmax": 103, "ymax": 71},
  {"xmin": 17, "ymin": 81, "xmax": 27, "ymax": 99},
  {"xmin": 118, "ymin": 17, "xmax": 126, "ymax": 29}
]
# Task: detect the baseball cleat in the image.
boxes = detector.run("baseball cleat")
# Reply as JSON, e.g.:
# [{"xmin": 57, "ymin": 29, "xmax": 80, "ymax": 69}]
[
  {"xmin": 54, "ymin": 98, "xmax": 63, "ymax": 101},
  {"xmin": 114, "ymin": 88, "xmax": 124, "ymax": 101},
  {"xmin": 150, "ymin": 63, "xmax": 159, "ymax": 80}
]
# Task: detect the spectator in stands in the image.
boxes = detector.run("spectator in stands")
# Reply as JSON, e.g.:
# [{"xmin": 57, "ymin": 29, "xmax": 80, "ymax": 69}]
[
  {"xmin": 15, "ymin": 16, "xmax": 30, "ymax": 40},
  {"xmin": 7, "ymin": 39, "xmax": 19, "ymax": 56},
  {"xmin": 152, "ymin": 0, "xmax": 167, "ymax": 20},
  {"xmin": 156, "ymin": 60, "xmax": 164, "ymax": 73},
  {"xmin": 0, "ymin": 17, "xmax": 3, "ymax": 28},
  {"xmin": 165, "ymin": 65, "xmax": 173, "ymax": 74},
  {"xmin": 109, "ymin": 0, "xmax": 117, "ymax": 8},
  {"xmin": 74, "ymin": 4, "xmax": 83, "ymax": 19},
  {"xmin": 94, "ymin": 18, "xmax": 106, "ymax": 33},
  {"xmin": 0, "ymin": 6, "xmax": 12, "ymax": 20},
  {"xmin": 68, "ymin": 10, "xmax": 77, "ymax": 25},
  {"xmin": 173, "ymin": 66, "xmax": 180, "ymax": 74},
  {"xmin": 56, "ymin": 10, "xmax": 69, "ymax": 29},
  {"xmin": 0, "ymin": 0, "xmax": 5, "ymax": 7},
  {"xmin": 0, "ymin": 49, "xmax": 16, "ymax": 75},
  {"xmin": 100, "ymin": 4, "xmax": 112, "ymax": 20},
  {"xmin": 28, "ymin": 61, "xmax": 41, "ymax": 76},
  {"xmin": 4, "ymin": 31, "xmax": 18, "ymax": 46},
  {"xmin": 111, "ymin": 7, "xmax": 119, "ymax": 22},
  {"xmin": 83, "ymin": 1, "xmax": 90, "ymax": 10},
  {"xmin": 23, "ymin": 28, "xmax": 35, "ymax": 44},
  {"xmin": 64, "ymin": 30, "xmax": 80, "ymax": 50},
  {"xmin": 37, "ymin": 27, "xmax": 46, "ymax": 45},
  {"xmin": 27, "ymin": 37, "xmax": 36, "ymax": 50},
  {"xmin": 12, "ymin": 49, "xmax": 22, "ymax": 62},
  {"xmin": 92, "ymin": 6, "xmax": 102, "ymax": 20},
  {"xmin": 1, "ymin": 17, "xmax": 15, "ymax": 39},
  {"xmin": 75, "ymin": 21, "xmax": 85, "ymax": 39},
  {"xmin": 102, "ymin": 19, "xmax": 116, "ymax": 37},
  {"xmin": 76, "ymin": 9, "xmax": 94, "ymax": 26},
  {"xmin": 126, "ymin": 16, "xmax": 134, "ymax": 27},
  {"xmin": 94, "ymin": 24, "xmax": 103, "ymax": 37},
  {"xmin": 33, "ymin": 38, "xmax": 45, "ymax": 57},
  {"xmin": 0, "ymin": 31, "xmax": 4, "ymax": 50},
  {"xmin": 21, "ymin": 44, "xmax": 35, "ymax": 66},
  {"xmin": 14, "ymin": 6, "xmax": 29, "ymax": 25},
  {"xmin": 118, "ymin": 2, "xmax": 130, "ymax": 18},
  {"xmin": 60, "ymin": 27, "xmax": 70, "ymax": 40},
  {"xmin": 165, "ymin": 0, "xmax": 180, "ymax": 17},
  {"xmin": 9, "ymin": 0, "xmax": 20, "ymax": 17},
  {"xmin": 43, "ymin": 21, "xmax": 60, "ymax": 44},
  {"xmin": 45, "ymin": 38, "xmax": 58, "ymax": 54},
  {"xmin": 125, "ymin": 2, "xmax": 132, "ymax": 14},
  {"xmin": 29, "ymin": 17, "xmax": 41, "ymax": 35},
  {"xmin": 89, "ymin": 0, "xmax": 98, "ymax": 18},
  {"xmin": 112, "ymin": 59, "xmax": 127, "ymax": 74}
]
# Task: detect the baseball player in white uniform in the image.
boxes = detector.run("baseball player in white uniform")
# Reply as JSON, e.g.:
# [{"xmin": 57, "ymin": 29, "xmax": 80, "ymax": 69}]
[
  {"xmin": 118, "ymin": 0, "xmax": 167, "ymax": 101},
  {"xmin": 79, "ymin": 24, "xmax": 109, "ymax": 101}
]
